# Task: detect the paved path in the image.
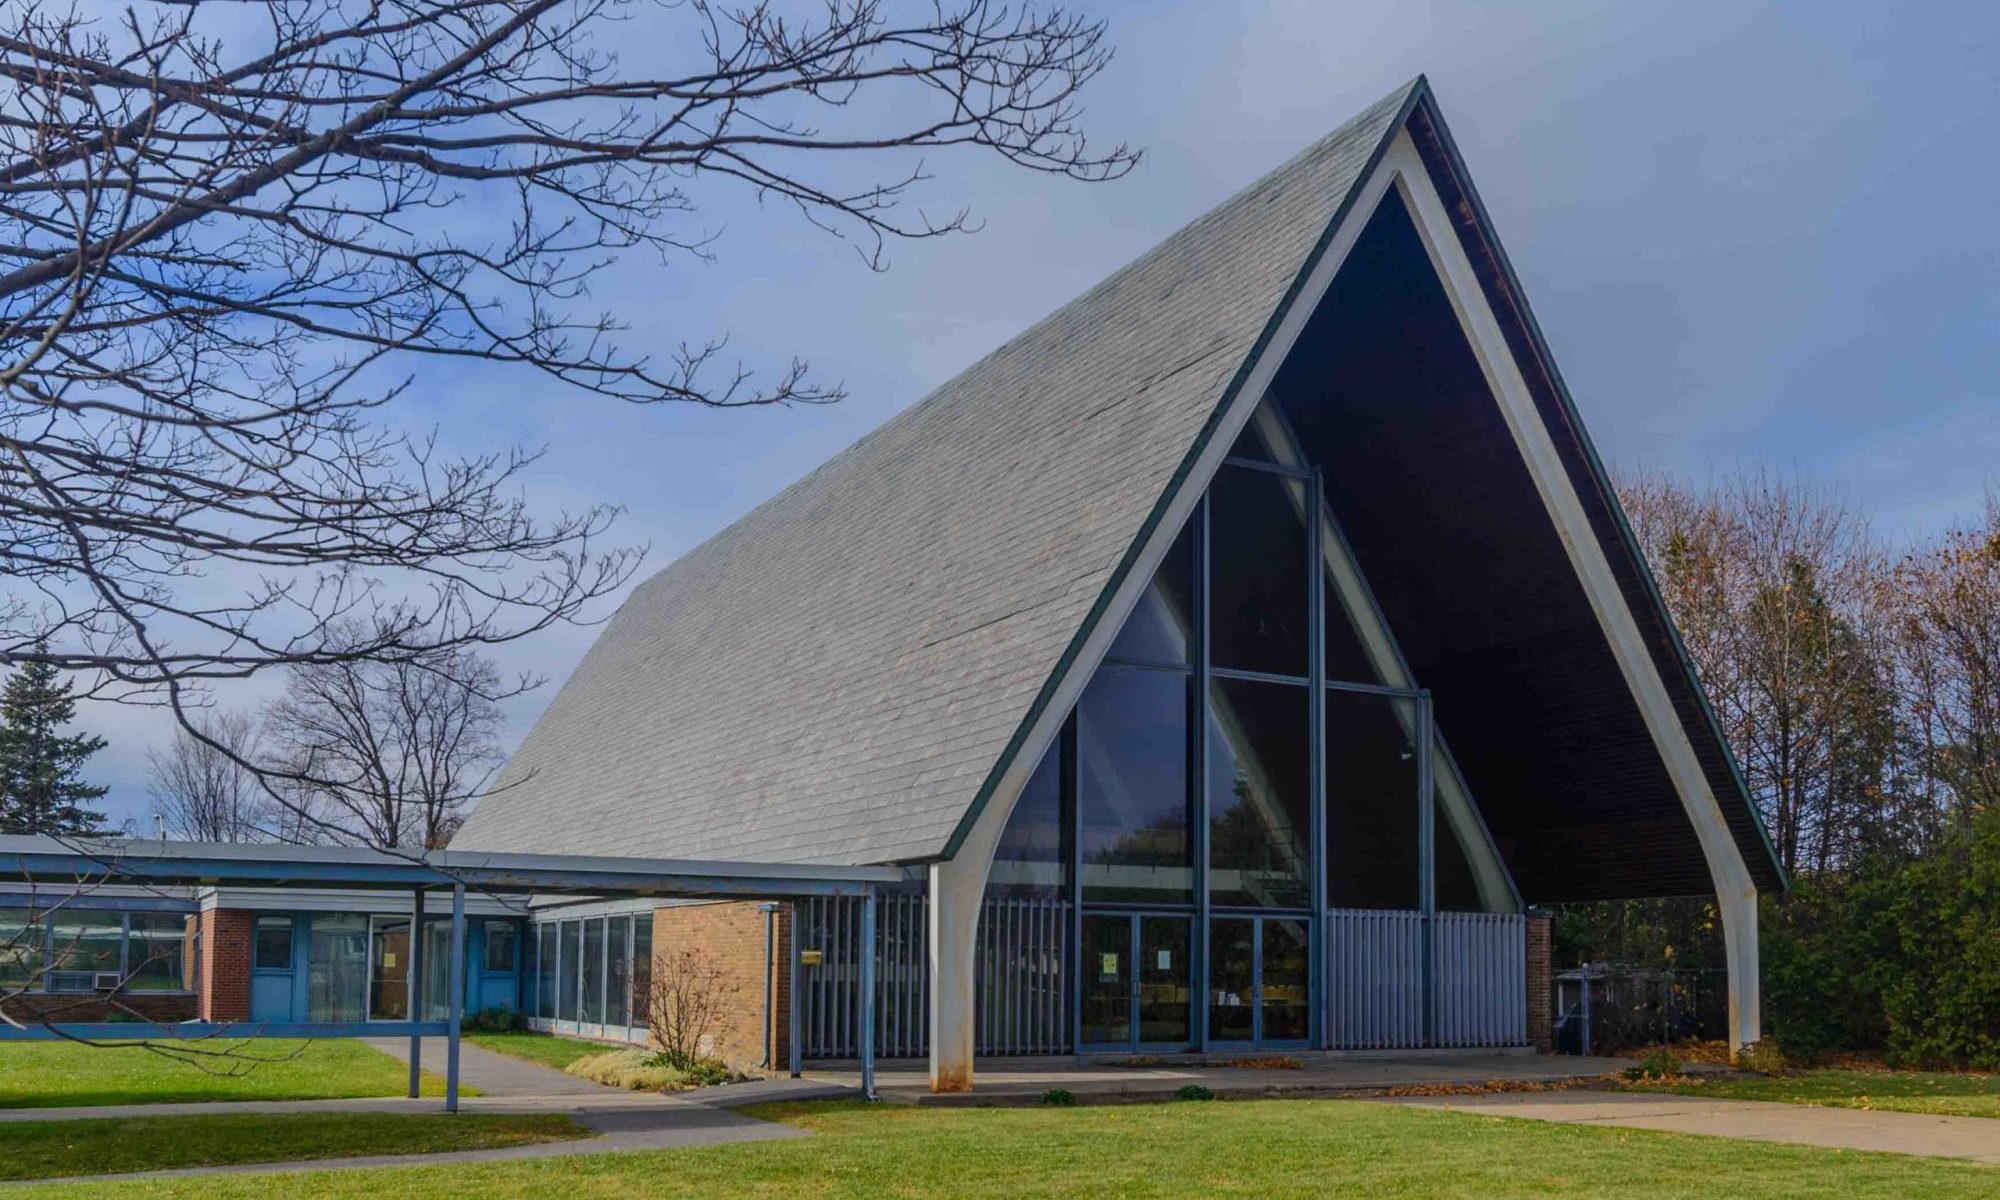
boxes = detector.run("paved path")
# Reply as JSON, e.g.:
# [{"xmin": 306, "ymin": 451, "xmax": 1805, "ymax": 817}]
[
  {"xmin": 364, "ymin": 1035, "xmax": 611, "ymax": 1097},
  {"xmin": 814, "ymin": 1050, "xmax": 1641, "ymax": 1106},
  {"xmin": 1377, "ymin": 1089, "xmax": 2000, "ymax": 1164}
]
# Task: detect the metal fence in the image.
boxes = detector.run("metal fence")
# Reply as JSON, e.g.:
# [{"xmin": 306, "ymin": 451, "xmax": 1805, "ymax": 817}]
[
  {"xmin": 1326, "ymin": 909, "xmax": 1527, "ymax": 1050},
  {"xmin": 796, "ymin": 894, "xmax": 1069, "ymax": 1059},
  {"xmin": 1326, "ymin": 908, "xmax": 1426, "ymax": 1049},
  {"xmin": 1432, "ymin": 911, "xmax": 1528, "ymax": 1048},
  {"xmin": 799, "ymin": 899, "xmax": 1525, "ymax": 1058}
]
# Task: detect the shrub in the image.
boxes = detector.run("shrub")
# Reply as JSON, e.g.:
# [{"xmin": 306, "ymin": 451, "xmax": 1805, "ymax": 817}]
[
  {"xmin": 1174, "ymin": 1084, "xmax": 1215, "ymax": 1101},
  {"xmin": 1734, "ymin": 1041, "xmax": 1790, "ymax": 1077},
  {"xmin": 1039, "ymin": 1088, "xmax": 1077, "ymax": 1106},
  {"xmin": 1623, "ymin": 1049, "xmax": 1682, "ymax": 1081},
  {"xmin": 464, "ymin": 1006, "xmax": 526, "ymax": 1033},
  {"xmin": 564, "ymin": 1048, "xmax": 741, "ymax": 1092}
]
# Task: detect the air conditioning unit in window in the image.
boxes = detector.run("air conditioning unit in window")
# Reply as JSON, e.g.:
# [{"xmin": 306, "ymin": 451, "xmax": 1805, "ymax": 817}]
[{"xmin": 93, "ymin": 972, "xmax": 123, "ymax": 992}]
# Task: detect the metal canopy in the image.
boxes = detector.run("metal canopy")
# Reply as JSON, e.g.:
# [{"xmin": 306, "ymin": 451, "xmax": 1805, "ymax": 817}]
[
  {"xmin": 0, "ymin": 836, "xmax": 901, "ymax": 898},
  {"xmin": 0, "ymin": 835, "xmax": 887, "ymax": 1106}
]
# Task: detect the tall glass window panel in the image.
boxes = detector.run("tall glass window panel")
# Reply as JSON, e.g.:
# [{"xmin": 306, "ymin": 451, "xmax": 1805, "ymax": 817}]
[
  {"xmin": 1324, "ymin": 691, "xmax": 1421, "ymax": 910},
  {"xmin": 126, "ymin": 914, "xmax": 192, "ymax": 990},
  {"xmin": 631, "ymin": 916, "xmax": 653, "ymax": 1029},
  {"xmin": 536, "ymin": 924, "xmax": 557, "ymax": 1020},
  {"xmin": 559, "ymin": 921, "xmax": 582, "ymax": 1023},
  {"xmin": 307, "ymin": 914, "xmax": 369, "ymax": 1022},
  {"xmin": 1207, "ymin": 918, "xmax": 1255, "ymax": 1042},
  {"xmin": 1106, "ymin": 522, "xmax": 1194, "ymax": 666},
  {"xmin": 1206, "ymin": 678, "xmax": 1311, "ymax": 909},
  {"xmin": 1226, "ymin": 406, "xmax": 1279, "ymax": 462},
  {"xmin": 0, "ymin": 909, "xmax": 40, "ymax": 990},
  {"xmin": 1261, "ymin": 919, "xmax": 1310, "ymax": 1042},
  {"xmin": 987, "ymin": 736, "xmax": 1066, "ymax": 900},
  {"xmin": 47, "ymin": 913, "xmax": 121, "ymax": 988},
  {"xmin": 1435, "ymin": 794, "xmax": 1505, "ymax": 913},
  {"xmin": 1323, "ymin": 565, "xmax": 1385, "ymax": 686},
  {"xmin": 1078, "ymin": 915, "xmax": 1132, "ymax": 1046},
  {"xmin": 1209, "ymin": 466, "xmax": 1310, "ymax": 677},
  {"xmin": 1078, "ymin": 666, "xmax": 1192, "ymax": 905},
  {"xmin": 581, "ymin": 919, "xmax": 606, "ymax": 1025},
  {"xmin": 607, "ymin": 915, "xmax": 632, "ymax": 1027}
]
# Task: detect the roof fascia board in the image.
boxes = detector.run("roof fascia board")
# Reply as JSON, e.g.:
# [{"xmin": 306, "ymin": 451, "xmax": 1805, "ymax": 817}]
[
  {"xmin": 941, "ymin": 82, "xmax": 1427, "ymax": 861},
  {"xmin": 1405, "ymin": 95, "xmax": 1784, "ymax": 889},
  {"xmin": 1379, "ymin": 129, "xmax": 1761, "ymax": 911}
]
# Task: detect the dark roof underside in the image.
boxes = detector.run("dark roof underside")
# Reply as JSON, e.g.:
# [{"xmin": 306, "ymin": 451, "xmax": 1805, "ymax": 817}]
[{"xmin": 1270, "ymin": 131, "xmax": 1780, "ymax": 899}]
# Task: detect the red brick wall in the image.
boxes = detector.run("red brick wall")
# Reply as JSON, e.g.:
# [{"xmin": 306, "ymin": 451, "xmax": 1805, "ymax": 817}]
[
  {"xmin": 199, "ymin": 908, "xmax": 254, "ymax": 1022},
  {"xmin": 648, "ymin": 901, "xmax": 789, "ymax": 1073},
  {"xmin": 1526, "ymin": 913, "xmax": 1553, "ymax": 1053}
]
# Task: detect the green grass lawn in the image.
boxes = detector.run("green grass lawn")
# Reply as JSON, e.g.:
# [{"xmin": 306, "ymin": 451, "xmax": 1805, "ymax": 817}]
[
  {"xmin": 0, "ymin": 1040, "xmax": 470, "ymax": 1108},
  {"xmin": 1631, "ymin": 1068, "xmax": 2000, "ymax": 1118},
  {"xmin": 462, "ymin": 1031, "xmax": 616, "ymax": 1071},
  {"xmin": 10, "ymin": 1097, "xmax": 1997, "ymax": 1199},
  {"xmin": 0, "ymin": 1112, "xmax": 585, "ymax": 1182}
]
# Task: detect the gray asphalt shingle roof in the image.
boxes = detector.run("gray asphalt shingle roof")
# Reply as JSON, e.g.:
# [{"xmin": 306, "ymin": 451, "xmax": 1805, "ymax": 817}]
[{"xmin": 452, "ymin": 83, "xmax": 1420, "ymax": 865}]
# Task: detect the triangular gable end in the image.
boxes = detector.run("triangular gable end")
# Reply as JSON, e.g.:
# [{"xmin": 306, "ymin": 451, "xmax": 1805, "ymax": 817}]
[{"xmin": 951, "ymin": 85, "xmax": 1781, "ymax": 912}]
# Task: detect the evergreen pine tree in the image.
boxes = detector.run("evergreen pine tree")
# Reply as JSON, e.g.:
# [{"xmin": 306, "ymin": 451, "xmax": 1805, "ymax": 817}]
[{"xmin": 0, "ymin": 658, "xmax": 108, "ymax": 835}]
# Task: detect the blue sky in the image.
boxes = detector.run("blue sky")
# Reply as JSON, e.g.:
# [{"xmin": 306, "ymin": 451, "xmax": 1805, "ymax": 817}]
[{"xmin": 83, "ymin": 0, "xmax": 2000, "ymax": 827}]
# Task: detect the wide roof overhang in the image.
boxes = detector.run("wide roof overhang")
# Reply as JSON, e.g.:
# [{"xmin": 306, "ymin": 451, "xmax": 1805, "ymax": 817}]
[{"xmin": 0, "ymin": 835, "xmax": 900, "ymax": 900}]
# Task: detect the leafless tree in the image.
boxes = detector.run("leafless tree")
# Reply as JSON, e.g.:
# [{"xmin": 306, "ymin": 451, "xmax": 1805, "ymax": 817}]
[
  {"xmin": 1893, "ymin": 489, "xmax": 2000, "ymax": 823},
  {"xmin": 1620, "ymin": 468, "xmax": 1899, "ymax": 873},
  {"xmin": 0, "ymin": 0, "xmax": 1134, "ymax": 806},
  {"xmin": 645, "ymin": 943, "xmax": 738, "ymax": 1066},
  {"xmin": 146, "ymin": 710, "xmax": 266, "ymax": 841},
  {"xmin": 261, "ymin": 643, "xmax": 513, "ymax": 848}
]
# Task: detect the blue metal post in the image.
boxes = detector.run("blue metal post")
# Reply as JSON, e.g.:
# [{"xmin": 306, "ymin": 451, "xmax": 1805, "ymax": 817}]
[
  {"xmin": 446, "ymin": 884, "xmax": 465, "ymax": 1113},
  {"xmin": 1192, "ymin": 492, "xmax": 1211, "ymax": 1053},
  {"xmin": 788, "ymin": 903, "xmax": 802, "ymax": 1078},
  {"xmin": 1307, "ymin": 467, "xmax": 1328, "ymax": 1050},
  {"xmin": 860, "ymin": 887, "xmax": 878, "ymax": 1100},
  {"xmin": 407, "ymin": 888, "xmax": 424, "ymax": 1098},
  {"xmin": 1417, "ymin": 692, "xmax": 1436, "ymax": 1047}
]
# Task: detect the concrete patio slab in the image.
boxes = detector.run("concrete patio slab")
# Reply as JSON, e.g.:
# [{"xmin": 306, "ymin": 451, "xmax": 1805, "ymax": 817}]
[{"xmin": 1376, "ymin": 1089, "xmax": 2000, "ymax": 1164}]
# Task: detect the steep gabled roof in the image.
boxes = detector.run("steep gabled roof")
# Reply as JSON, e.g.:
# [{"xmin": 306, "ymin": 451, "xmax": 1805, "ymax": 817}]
[
  {"xmin": 455, "ymin": 79, "xmax": 1784, "ymax": 898},
  {"xmin": 455, "ymin": 83, "xmax": 1422, "ymax": 866}
]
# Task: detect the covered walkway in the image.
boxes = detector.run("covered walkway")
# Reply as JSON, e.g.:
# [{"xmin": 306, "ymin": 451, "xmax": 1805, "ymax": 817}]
[{"xmin": 0, "ymin": 836, "xmax": 900, "ymax": 1108}]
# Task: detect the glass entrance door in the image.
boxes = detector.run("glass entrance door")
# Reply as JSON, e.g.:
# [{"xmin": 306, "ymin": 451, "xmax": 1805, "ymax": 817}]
[
  {"xmin": 368, "ymin": 918, "xmax": 410, "ymax": 1020},
  {"xmin": 1080, "ymin": 912, "xmax": 1193, "ymax": 1052},
  {"xmin": 1207, "ymin": 914, "xmax": 1311, "ymax": 1047}
]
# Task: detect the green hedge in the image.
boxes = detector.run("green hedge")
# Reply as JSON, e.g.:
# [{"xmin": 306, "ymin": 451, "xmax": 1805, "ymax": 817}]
[{"xmin": 1765, "ymin": 813, "xmax": 2000, "ymax": 1068}]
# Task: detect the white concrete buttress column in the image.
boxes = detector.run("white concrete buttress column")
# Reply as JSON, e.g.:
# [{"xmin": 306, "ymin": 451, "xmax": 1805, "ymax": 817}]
[
  {"xmin": 927, "ymin": 807, "xmax": 1007, "ymax": 1093},
  {"xmin": 1719, "ymin": 878, "xmax": 1762, "ymax": 1054}
]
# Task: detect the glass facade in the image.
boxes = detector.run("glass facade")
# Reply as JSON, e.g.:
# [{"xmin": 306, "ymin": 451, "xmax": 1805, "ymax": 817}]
[
  {"xmin": 980, "ymin": 399, "xmax": 1518, "ymax": 1050},
  {"xmin": 525, "ymin": 910, "xmax": 654, "ymax": 1039},
  {"xmin": 307, "ymin": 914, "xmax": 369, "ymax": 1022},
  {"xmin": 1206, "ymin": 677, "xmax": 1311, "ymax": 909},
  {"xmin": 1077, "ymin": 665, "xmax": 1192, "ymax": 905},
  {"xmin": 0, "ymin": 908, "xmax": 198, "ymax": 994},
  {"xmin": 1105, "ymin": 524, "xmax": 1193, "ymax": 665}
]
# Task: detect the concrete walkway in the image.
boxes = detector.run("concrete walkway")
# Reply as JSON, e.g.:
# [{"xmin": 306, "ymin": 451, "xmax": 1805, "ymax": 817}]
[
  {"xmin": 1377, "ymin": 1090, "xmax": 2000, "ymax": 1164},
  {"xmin": 810, "ymin": 1049, "xmax": 1641, "ymax": 1106},
  {"xmin": 364, "ymin": 1035, "xmax": 611, "ymax": 1097}
]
